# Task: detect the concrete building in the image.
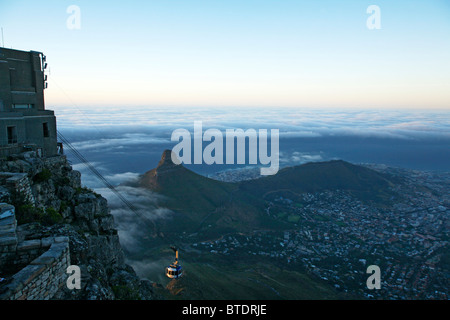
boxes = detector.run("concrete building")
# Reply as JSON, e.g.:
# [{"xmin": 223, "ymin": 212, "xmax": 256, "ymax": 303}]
[{"xmin": 0, "ymin": 47, "xmax": 58, "ymax": 158}]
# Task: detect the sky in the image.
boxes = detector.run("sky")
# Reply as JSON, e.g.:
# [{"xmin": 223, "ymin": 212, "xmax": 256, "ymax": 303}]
[{"xmin": 1, "ymin": 0, "xmax": 449, "ymax": 110}]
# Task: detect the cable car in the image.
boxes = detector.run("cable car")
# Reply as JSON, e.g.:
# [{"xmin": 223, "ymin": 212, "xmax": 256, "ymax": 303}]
[{"xmin": 165, "ymin": 246, "xmax": 183, "ymax": 279}]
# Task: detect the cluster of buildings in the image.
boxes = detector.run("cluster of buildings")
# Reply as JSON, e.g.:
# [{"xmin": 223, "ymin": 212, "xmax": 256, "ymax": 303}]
[
  {"xmin": 208, "ymin": 167, "xmax": 261, "ymax": 182},
  {"xmin": 193, "ymin": 166, "xmax": 449, "ymax": 300}
]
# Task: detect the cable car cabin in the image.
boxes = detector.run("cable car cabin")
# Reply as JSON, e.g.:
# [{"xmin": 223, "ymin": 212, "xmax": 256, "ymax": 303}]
[
  {"xmin": 165, "ymin": 246, "xmax": 183, "ymax": 279},
  {"xmin": 165, "ymin": 264, "xmax": 183, "ymax": 279}
]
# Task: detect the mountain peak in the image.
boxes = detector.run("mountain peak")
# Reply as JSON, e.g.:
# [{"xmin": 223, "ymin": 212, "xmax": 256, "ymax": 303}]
[
  {"xmin": 139, "ymin": 150, "xmax": 184, "ymax": 190},
  {"xmin": 157, "ymin": 149, "xmax": 179, "ymax": 169}
]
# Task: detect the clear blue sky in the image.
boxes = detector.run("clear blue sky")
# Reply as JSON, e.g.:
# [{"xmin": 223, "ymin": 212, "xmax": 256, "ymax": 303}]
[{"xmin": 1, "ymin": 0, "xmax": 449, "ymax": 109}]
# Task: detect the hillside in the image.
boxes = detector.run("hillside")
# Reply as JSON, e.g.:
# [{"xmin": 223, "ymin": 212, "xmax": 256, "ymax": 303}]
[
  {"xmin": 126, "ymin": 152, "xmax": 401, "ymax": 300},
  {"xmin": 137, "ymin": 150, "xmax": 278, "ymax": 237},
  {"xmin": 239, "ymin": 160, "xmax": 396, "ymax": 203},
  {"xmin": 139, "ymin": 150, "xmax": 236, "ymax": 218},
  {"xmin": 159, "ymin": 259, "xmax": 343, "ymax": 300},
  {"xmin": 136, "ymin": 151, "xmax": 397, "ymax": 241}
]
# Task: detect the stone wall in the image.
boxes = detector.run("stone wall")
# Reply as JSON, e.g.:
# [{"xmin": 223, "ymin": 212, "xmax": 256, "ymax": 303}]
[
  {"xmin": 0, "ymin": 236, "xmax": 70, "ymax": 300},
  {"xmin": 0, "ymin": 172, "xmax": 35, "ymax": 205},
  {"xmin": 0, "ymin": 203, "xmax": 18, "ymax": 272},
  {"xmin": 0, "ymin": 203, "xmax": 71, "ymax": 300}
]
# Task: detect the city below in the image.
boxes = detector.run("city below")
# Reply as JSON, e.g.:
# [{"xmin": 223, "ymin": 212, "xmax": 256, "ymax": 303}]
[{"xmin": 189, "ymin": 164, "xmax": 449, "ymax": 299}]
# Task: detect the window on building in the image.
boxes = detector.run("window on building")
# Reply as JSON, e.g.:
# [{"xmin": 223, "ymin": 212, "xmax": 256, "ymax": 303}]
[
  {"xmin": 43, "ymin": 122, "xmax": 49, "ymax": 138},
  {"xmin": 9, "ymin": 69, "xmax": 15, "ymax": 86},
  {"xmin": 7, "ymin": 126, "xmax": 18, "ymax": 144},
  {"xmin": 12, "ymin": 104, "xmax": 34, "ymax": 109}
]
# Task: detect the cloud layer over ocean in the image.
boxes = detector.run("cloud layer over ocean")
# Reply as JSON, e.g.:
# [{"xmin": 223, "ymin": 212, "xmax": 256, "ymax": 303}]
[
  {"xmin": 56, "ymin": 106, "xmax": 450, "ymax": 140},
  {"xmin": 59, "ymin": 107, "xmax": 450, "ymax": 180}
]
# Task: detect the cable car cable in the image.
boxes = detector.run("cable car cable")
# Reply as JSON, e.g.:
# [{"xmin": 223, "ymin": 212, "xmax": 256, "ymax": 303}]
[
  {"xmin": 57, "ymin": 130, "xmax": 158, "ymax": 235},
  {"xmin": 50, "ymin": 75, "xmax": 181, "ymax": 279}
]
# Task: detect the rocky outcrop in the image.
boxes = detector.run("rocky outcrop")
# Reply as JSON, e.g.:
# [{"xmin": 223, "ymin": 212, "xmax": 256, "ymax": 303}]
[
  {"xmin": 139, "ymin": 149, "xmax": 183, "ymax": 190},
  {"xmin": 0, "ymin": 152, "xmax": 160, "ymax": 300}
]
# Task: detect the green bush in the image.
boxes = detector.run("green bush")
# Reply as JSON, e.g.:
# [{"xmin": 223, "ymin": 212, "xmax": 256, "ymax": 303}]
[
  {"xmin": 33, "ymin": 169, "xmax": 52, "ymax": 183},
  {"xmin": 42, "ymin": 207, "xmax": 63, "ymax": 225},
  {"xmin": 15, "ymin": 205, "xmax": 62, "ymax": 225},
  {"xmin": 16, "ymin": 204, "xmax": 42, "ymax": 224},
  {"xmin": 75, "ymin": 186, "xmax": 92, "ymax": 195},
  {"xmin": 112, "ymin": 285, "xmax": 141, "ymax": 300},
  {"xmin": 59, "ymin": 200, "xmax": 69, "ymax": 213}
]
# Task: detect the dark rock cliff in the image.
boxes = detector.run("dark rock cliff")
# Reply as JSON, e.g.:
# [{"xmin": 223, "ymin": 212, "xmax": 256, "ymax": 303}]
[{"xmin": 0, "ymin": 151, "xmax": 160, "ymax": 300}]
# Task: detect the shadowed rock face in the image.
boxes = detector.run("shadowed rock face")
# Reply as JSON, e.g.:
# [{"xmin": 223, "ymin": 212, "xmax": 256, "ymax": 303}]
[
  {"xmin": 139, "ymin": 150, "xmax": 188, "ymax": 191},
  {"xmin": 155, "ymin": 150, "xmax": 180, "ymax": 174},
  {"xmin": 0, "ymin": 153, "xmax": 160, "ymax": 300}
]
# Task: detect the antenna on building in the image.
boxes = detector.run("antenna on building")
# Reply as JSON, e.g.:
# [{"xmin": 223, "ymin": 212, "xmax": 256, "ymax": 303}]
[{"xmin": 1, "ymin": 27, "xmax": 4, "ymax": 47}]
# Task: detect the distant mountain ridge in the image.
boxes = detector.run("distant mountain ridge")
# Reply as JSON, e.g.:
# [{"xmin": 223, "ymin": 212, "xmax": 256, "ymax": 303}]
[
  {"xmin": 240, "ymin": 159, "xmax": 395, "ymax": 202},
  {"xmin": 136, "ymin": 150, "xmax": 397, "ymax": 237}
]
